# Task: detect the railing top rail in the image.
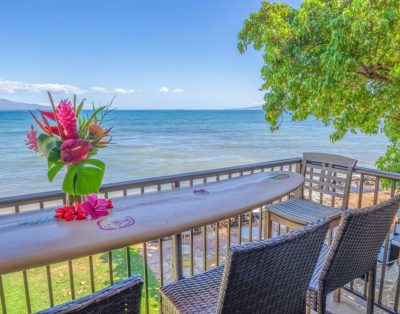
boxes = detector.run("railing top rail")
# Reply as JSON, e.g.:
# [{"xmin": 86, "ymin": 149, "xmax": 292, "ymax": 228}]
[
  {"xmin": 304, "ymin": 162, "xmax": 400, "ymax": 180},
  {"xmin": 0, "ymin": 157, "xmax": 302, "ymax": 208},
  {"xmin": 354, "ymin": 166, "xmax": 400, "ymax": 181}
]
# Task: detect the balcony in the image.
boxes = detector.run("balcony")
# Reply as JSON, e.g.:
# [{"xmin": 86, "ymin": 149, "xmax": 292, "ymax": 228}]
[{"xmin": 0, "ymin": 157, "xmax": 399, "ymax": 314}]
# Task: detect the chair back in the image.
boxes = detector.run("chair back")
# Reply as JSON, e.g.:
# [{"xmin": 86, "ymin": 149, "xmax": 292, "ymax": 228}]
[
  {"xmin": 320, "ymin": 195, "xmax": 400, "ymax": 294},
  {"xmin": 216, "ymin": 219, "xmax": 330, "ymax": 314},
  {"xmin": 301, "ymin": 152, "xmax": 357, "ymax": 209},
  {"xmin": 38, "ymin": 275, "xmax": 143, "ymax": 314}
]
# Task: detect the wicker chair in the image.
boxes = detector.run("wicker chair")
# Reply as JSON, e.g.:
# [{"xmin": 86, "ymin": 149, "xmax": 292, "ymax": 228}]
[
  {"xmin": 307, "ymin": 195, "xmax": 400, "ymax": 314},
  {"xmin": 38, "ymin": 275, "xmax": 143, "ymax": 314},
  {"xmin": 160, "ymin": 218, "xmax": 330, "ymax": 314},
  {"xmin": 265, "ymin": 152, "xmax": 357, "ymax": 238}
]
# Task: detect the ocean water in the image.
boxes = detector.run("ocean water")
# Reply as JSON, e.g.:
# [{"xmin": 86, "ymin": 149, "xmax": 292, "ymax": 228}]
[{"xmin": 0, "ymin": 110, "xmax": 388, "ymax": 197}]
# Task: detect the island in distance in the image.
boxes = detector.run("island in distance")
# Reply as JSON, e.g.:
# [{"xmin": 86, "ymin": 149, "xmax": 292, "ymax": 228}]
[
  {"xmin": 228, "ymin": 105, "xmax": 262, "ymax": 110},
  {"xmin": 0, "ymin": 98, "xmax": 50, "ymax": 110},
  {"xmin": 0, "ymin": 98, "xmax": 264, "ymax": 111}
]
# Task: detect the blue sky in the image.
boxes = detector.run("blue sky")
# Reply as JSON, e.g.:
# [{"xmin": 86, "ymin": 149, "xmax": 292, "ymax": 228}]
[{"xmin": 0, "ymin": 0, "xmax": 301, "ymax": 109}]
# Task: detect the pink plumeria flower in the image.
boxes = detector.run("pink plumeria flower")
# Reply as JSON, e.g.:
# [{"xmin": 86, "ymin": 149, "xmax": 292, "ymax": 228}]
[{"xmin": 82, "ymin": 194, "xmax": 112, "ymax": 219}]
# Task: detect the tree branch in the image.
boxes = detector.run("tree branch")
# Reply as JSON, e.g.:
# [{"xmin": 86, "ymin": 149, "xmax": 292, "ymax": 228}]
[
  {"xmin": 359, "ymin": 63, "xmax": 393, "ymax": 84},
  {"xmin": 389, "ymin": 116, "xmax": 400, "ymax": 122}
]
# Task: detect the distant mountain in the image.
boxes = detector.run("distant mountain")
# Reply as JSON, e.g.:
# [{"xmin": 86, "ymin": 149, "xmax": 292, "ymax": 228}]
[
  {"xmin": 0, "ymin": 98, "xmax": 51, "ymax": 111},
  {"xmin": 228, "ymin": 105, "xmax": 263, "ymax": 110}
]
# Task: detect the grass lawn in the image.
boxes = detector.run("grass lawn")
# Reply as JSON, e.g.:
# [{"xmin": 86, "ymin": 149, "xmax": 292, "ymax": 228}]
[{"xmin": 1, "ymin": 246, "xmax": 160, "ymax": 314}]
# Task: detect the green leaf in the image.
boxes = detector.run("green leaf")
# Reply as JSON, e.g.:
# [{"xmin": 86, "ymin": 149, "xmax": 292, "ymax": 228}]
[
  {"xmin": 62, "ymin": 159, "xmax": 105, "ymax": 195},
  {"xmin": 48, "ymin": 161, "xmax": 64, "ymax": 182},
  {"xmin": 37, "ymin": 134, "xmax": 61, "ymax": 158},
  {"xmin": 76, "ymin": 100, "xmax": 85, "ymax": 117},
  {"xmin": 47, "ymin": 147, "xmax": 61, "ymax": 163}
]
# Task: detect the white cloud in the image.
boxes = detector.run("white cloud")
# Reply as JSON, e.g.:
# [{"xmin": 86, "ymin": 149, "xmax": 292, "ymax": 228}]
[
  {"xmin": 159, "ymin": 87, "xmax": 169, "ymax": 93},
  {"xmin": 90, "ymin": 86, "xmax": 135, "ymax": 94},
  {"xmin": 0, "ymin": 79, "xmax": 86, "ymax": 95},
  {"xmin": 113, "ymin": 88, "xmax": 135, "ymax": 94},
  {"xmin": 159, "ymin": 87, "xmax": 184, "ymax": 93}
]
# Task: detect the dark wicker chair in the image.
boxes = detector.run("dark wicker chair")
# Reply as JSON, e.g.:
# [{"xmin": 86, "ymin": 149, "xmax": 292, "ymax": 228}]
[
  {"xmin": 38, "ymin": 275, "xmax": 143, "ymax": 314},
  {"xmin": 265, "ymin": 152, "xmax": 357, "ymax": 238},
  {"xmin": 307, "ymin": 195, "xmax": 400, "ymax": 314},
  {"xmin": 160, "ymin": 218, "xmax": 330, "ymax": 314}
]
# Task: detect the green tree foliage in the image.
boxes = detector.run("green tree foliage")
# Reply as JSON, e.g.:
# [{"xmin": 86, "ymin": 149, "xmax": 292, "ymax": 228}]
[{"xmin": 238, "ymin": 0, "xmax": 400, "ymax": 172}]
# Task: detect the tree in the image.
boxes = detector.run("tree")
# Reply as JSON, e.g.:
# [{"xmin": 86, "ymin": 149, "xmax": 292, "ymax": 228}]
[{"xmin": 238, "ymin": 0, "xmax": 400, "ymax": 173}]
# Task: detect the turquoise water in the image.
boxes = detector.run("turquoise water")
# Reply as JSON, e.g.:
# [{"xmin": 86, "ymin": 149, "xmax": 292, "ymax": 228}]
[{"xmin": 0, "ymin": 110, "xmax": 388, "ymax": 197}]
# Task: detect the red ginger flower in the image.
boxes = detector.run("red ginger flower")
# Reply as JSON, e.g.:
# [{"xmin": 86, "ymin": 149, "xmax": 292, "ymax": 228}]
[
  {"xmin": 56, "ymin": 100, "xmax": 78, "ymax": 139},
  {"xmin": 26, "ymin": 125, "xmax": 39, "ymax": 152},
  {"xmin": 54, "ymin": 203, "xmax": 87, "ymax": 221},
  {"xmin": 60, "ymin": 139, "xmax": 92, "ymax": 164}
]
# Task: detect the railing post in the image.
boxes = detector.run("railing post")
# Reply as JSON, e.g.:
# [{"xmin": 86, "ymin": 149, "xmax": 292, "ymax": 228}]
[
  {"xmin": 172, "ymin": 234, "xmax": 183, "ymax": 280},
  {"xmin": 295, "ymin": 162, "xmax": 301, "ymax": 173},
  {"xmin": 0, "ymin": 275, "xmax": 6, "ymax": 314},
  {"xmin": 171, "ymin": 180, "xmax": 183, "ymax": 280},
  {"xmin": 292, "ymin": 162, "xmax": 303, "ymax": 199},
  {"xmin": 172, "ymin": 181, "xmax": 180, "ymax": 189}
]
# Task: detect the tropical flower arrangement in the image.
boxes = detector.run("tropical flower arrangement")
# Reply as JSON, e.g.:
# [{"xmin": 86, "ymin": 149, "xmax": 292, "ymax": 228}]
[{"xmin": 26, "ymin": 92, "xmax": 114, "ymax": 221}]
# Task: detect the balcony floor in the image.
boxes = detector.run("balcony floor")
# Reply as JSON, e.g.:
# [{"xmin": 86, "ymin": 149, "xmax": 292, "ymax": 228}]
[{"xmin": 318, "ymin": 290, "xmax": 386, "ymax": 314}]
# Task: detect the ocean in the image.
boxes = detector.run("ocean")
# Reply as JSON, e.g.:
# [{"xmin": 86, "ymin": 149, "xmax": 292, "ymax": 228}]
[{"xmin": 0, "ymin": 110, "xmax": 388, "ymax": 197}]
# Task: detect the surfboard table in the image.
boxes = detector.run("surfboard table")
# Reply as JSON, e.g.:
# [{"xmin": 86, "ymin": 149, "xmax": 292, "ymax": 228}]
[{"xmin": 0, "ymin": 171, "xmax": 303, "ymax": 275}]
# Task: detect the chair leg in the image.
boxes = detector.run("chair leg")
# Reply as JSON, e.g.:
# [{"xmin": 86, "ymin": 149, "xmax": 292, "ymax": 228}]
[
  {"xmin": 264, "ymin": 211, "xmax": 272, "ymax": 239},
  {"xmin": 333, "ymin": 288, "xmax": 341, "ymax": 303},
  {"xmin": 367, "ymin": 268, "xmax": 376, "ymax": 314},
  {"xmin": 317, "ymin": 292, "xmax": 327, "ymax": 314},
  {"xmin": 328, "ymin": 228, "xmax": 333, "ymax": 245}
]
